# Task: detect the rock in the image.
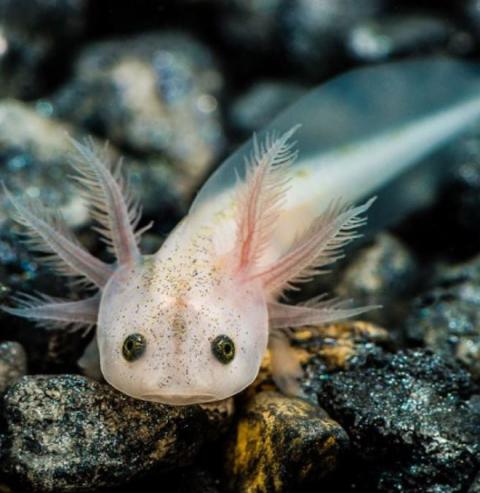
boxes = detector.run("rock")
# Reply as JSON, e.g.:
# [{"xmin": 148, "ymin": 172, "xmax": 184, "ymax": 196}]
[
  {"xmin": 0, "ymin": 27, "xmax": 53, "ymax": 99},
  {"xmin": 469, "ymin": 471, "xmax": 480, "ymax": 492},
  {"xmin": 434, "ymin": 148, "xmax": 480, "ymax": 259},
  {"xmin": 158, "ymin": 467, "xmax": 222, "ymax": 493},
  {"xmin": 50, "ymin": 31, "xmax": 225, "ymax": 194},
  {"xmin": 229, "ymin": 81, "xmax": 305, "ymax": 137},
  {"xmin": 247, "ymin": 321, "xmax": 389, "ymax": 402},
  {"xmin": 309, "ymin": 349, "xmax": 480, "ymax": 492},
  {"xmin": 0, "ymin": 0, "xmax": 87, "ymax": 99},
  {"xmin": 0, "ymin": 341, "xmax": 27, "ymax": 394},
  {"xmin": 347, "ymin": 14, "xmax": 471, "ymax": 62},
  {"xmin": 463, "ymin": 0, "xmax": 480, "ymax": 43},
  {"xmin": 225, "ymin": 390, "xmax": 349, "ymax": 493},
  {"xmin": 1, "ymin": 375, "xmax": 233, "ymax": 492},
  {"xmin": 220, "ymin": 0, "xmax": 283, "ymax": 54},
  {"xmin": 396, "ymin": 132, "xmax": 480, "ymax": 261},
  {"xmin": 405, "ymin": 255, "xmax": 480, "ymax": 377},
  {"xmin": 281, "ymin": 0, "xmax": 386, "ymax": 75},
  {"xmin": 0, "ymin": 99, "xmax": 88, "ymax": 228},
  {"xmin": 298, "ymin": 321, "xmax": 390, "ymax": 374},
  {"xmin": 0, "ymin": 99, "xmax": 184, "ymax": 228},
  {"xmin": 335, "ymin": 234, "xmax": 418, "ymax": 327},
  {"xmin": 0, "ymin": 0, "xmax": 87, "ymax": 38}
]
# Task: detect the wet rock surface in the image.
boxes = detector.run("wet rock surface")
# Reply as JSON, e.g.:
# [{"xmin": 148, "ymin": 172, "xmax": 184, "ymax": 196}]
[
  {"xmin": 405, "ymin": 255, "xmax": 480, "ymax": 377},
  {"xmin": 308, "ymin": 349, "xmax": 480, "ymax": 493},
  {"xmin": 225, "ymin": 391, "xmax": 349, "ymax": 493},
  {"xmin": 0, "ymin": 375, "xmax": 232, "ymax": 492}
]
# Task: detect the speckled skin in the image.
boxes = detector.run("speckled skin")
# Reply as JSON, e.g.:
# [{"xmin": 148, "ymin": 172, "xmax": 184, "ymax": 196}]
[{"xmin": 99, "ymin": 230, "xmax": 269, "ymax": 405}]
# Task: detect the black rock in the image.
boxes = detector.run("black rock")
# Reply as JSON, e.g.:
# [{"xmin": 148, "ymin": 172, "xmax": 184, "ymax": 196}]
[
  {"xmin": 281, "ymin": 0, "xmax": 386, "ymax": 76},
  {"xmin": 219, "ymin": 0, "xmax": 283, "ymax": 55},
  {"xmin": 0, "ymin": 0, "xmax": 87, "ymax": 99},
  {"xmin": 0, "ymin": 0, "xmax": 87, "ymax": 38},
  {"xmin": 335, "ymin": 233, "xmax": 418, "ymax": 328},
  {"xmin": 405, "ymin": 255, "xmax": 480, "ymax": 378},
  {"xmin": 395, "ymin": 131, "xmax": 480, "ymax": 261},
  {"xmin": 469, "ymin": 470, "xmax": 480, "ymax": 493},
  {"xmin": 308, "ymin": 349, "xmax": 480, "ymax": 492},
  {"xmin": 0, "ymin": 28, "xmax": 54, "ymax": 99},
  {"xmin": 1, "ymin": 375, "xmax": 232, "ymax": 492},
  {"xmin": 50, "ymin": 32, "xmax": 225, "ymax": 194}
]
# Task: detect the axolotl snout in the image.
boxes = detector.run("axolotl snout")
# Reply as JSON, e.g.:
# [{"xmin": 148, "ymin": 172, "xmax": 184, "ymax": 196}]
[
  {"xmin": 4, "ymin": 58, "xmax": 480, "ymax": 405},
  {"xmin": 99, "ymin": 242, "xmax": 269, "ymax": 405}
]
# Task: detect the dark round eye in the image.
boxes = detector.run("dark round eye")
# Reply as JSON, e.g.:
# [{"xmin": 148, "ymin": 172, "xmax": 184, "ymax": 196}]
[
  {"xmin": 211, "ymin": 335, "xmax": 235, "ymax": 364},
  {"xmin": 122, "ymin": 333, "xmax": 146, "ymax": 362}
]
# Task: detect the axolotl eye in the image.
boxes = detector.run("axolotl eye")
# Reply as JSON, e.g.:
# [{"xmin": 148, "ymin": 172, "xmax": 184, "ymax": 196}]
[
  {"xmin": 211, "ymin": 335, "xmax": 235, "ymax": 364},
  {"xmin": 122, "ymin": 333, "xmax": 146, "ymax": 362}
]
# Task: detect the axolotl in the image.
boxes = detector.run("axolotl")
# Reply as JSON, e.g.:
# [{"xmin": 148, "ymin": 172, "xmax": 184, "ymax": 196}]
[{"xmin": 4, "ymin": 58, "xmax": 480, "ymax": 405}]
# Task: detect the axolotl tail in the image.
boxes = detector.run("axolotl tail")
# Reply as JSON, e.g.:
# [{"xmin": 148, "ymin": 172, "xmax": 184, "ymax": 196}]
[{"xmin": 189, "ymin": 58, "xmax": 480, "ymax": 258}]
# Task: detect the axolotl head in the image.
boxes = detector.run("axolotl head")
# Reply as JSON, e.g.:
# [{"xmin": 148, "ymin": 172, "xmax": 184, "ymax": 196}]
[{"xmin": 97, "ymin": 244, "xmax": 269, "ymax": 406}]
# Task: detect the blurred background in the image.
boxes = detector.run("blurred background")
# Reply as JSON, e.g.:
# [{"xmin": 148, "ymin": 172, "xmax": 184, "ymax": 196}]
[{"xmin": 2, "ymin": 1, "xmax": 480, "ymax": 492}]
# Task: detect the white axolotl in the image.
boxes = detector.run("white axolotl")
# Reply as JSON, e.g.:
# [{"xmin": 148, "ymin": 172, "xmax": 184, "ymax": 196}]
[{"xmin": 3, "ymin": 58, "xmax": 480, "ymax": 405}]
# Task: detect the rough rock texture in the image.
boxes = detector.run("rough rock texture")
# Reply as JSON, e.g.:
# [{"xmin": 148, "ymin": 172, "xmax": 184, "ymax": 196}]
[
  {"xmin": 247, "ymin": 321, "xmax": 390, "ymax": 403},
  {"xmin": 405, "ymin": 254, "xmax": 480, "ymax": 377},
  {"xmin": 1, "ymin": 375, "xmax": 233, "ymax": 492},
  {"xmin": 0, "ymin": 341, "xmax": 27, "ymax": 394},
  {"xmin": 309, "ymin": 349, "xmax": 480, "ymax": 493},
  {"xmin": 225, "ymin": 391, "xmax": 349, "ymax": 493}
]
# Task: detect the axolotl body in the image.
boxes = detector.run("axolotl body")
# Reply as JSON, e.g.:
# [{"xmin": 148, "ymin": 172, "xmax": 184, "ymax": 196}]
[{"xmin": 4, "ymin": 58, "xmax": 480, "ymax": 405}]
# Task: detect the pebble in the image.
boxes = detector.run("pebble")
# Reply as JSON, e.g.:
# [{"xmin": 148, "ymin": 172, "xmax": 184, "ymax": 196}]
[
  {"xmin": 405, "ymin": 254, "xmax": 480, "ymax": 377},
  {"xmin": 50, "ymin": 31, "xmax": 225, "ymax": 195},
  {"xmin": 281, "ymin": 0, "xmax": 386, "ymax": 75},
  {"xmin": 225, "ymin": 390, "xmax": 349, "ymax": 493},
  {"xmin": 1, "ymin": 375, "xmax": 233, "ymax": 492},
  {"xmin": 309, "ymin": 349, "xmax": 480, "ymax": 492},
  {"xmin": 335, "ymin": 233, "xmax": 418, "ymax": 327},
  {"xmin": 347, "ymin": 14, "xmax": 470, "ymax": 62},
  {"xmin": 0, "ymin": 0, "xmax": 87, "ymax": 99},
  {"xmin": 0, "ymin": 98, "xmax": 182, "ymax": 247}
]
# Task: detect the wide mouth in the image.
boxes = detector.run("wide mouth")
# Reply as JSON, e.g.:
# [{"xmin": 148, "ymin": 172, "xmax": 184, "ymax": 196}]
[{"xmin": 140, "ymin": 393, "xmax": 218, "ymax": 405}]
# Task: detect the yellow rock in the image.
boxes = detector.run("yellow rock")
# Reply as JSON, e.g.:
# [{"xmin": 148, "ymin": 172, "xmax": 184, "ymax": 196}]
[{"xmin": 225, "ymin": 391, "xmax": 349, "ymax": 493}]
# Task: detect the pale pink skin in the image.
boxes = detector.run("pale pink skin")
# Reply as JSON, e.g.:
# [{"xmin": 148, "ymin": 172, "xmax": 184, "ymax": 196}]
[{"xmin": 2, "ymin": 129, "xmax": 374, "ymax": 405}]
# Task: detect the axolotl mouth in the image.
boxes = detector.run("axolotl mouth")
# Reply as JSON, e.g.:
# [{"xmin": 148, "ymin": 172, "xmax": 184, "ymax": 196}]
[{"xmin": 140, "ymin": 393, "xmax": 218, "ymax": 405}]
